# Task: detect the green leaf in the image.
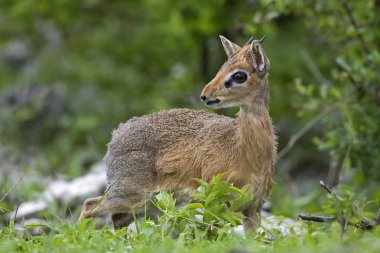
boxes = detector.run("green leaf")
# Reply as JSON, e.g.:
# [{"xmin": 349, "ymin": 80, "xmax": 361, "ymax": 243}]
[
  {"xmin": 204, "ymin": 190, "xmax": 220, "ymax": 207},
  {"xmin": 210, "ymin": 172, "xmax": 227, "ymax": 184},
  {"xmin": 186, "ymin": 203, "xmax": 204, "ymax": 209},
  {"xmin": 193, "ymin": 178, "xmax": 209, "ymax": 188}
]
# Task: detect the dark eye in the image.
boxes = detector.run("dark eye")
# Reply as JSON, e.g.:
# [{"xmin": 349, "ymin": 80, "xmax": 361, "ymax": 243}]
[{"xmin": 232, "ymin": 71, "xmax": 247, "ymax": 84}]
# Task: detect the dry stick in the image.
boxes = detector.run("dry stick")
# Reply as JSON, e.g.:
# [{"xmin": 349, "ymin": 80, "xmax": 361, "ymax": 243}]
[
  {"xmin": 299, "ymin": 181, "xmax": 379, "ymax": 231},
  {"xmin": 298, "ymin": 214, "xmax": 334, "ymax": 222},
  {"xmin": 354, "ymin": 219, "xmax": 376, "ymax": 230},
  {"xmin": 299, "ymin": 213, "xmax": 378, "ymax": 231},
  {"xmin": 319, "ymin": 181, "xmax": 348, "ymax": 236},
  {"xmin": 276, "ymin": 106, "xmax": 335, "ymax": 162},
  {"xmin": 319, "ymin": 180, "xmax": 344, "ymax": 202}
]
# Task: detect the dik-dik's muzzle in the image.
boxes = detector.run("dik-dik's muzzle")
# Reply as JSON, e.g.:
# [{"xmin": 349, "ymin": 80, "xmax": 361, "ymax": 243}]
[{"xmin": 200, "ymin": 87, "xmax": 221, "ymax": 107}]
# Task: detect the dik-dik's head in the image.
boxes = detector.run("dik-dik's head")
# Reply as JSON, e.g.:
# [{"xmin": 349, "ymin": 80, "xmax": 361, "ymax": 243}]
[{"xmin": 201, "ymin": 36, "xmax": 270, "ymax": 109}]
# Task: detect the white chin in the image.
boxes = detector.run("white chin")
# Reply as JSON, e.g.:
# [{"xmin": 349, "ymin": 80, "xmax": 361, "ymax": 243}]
[
  {"xmin": 208, "ymin": 103, "xmax": 221, "ymax": 109},
  {"xmin": 215, "ymin": 102, "xmax": 240, "ymax": 109}
]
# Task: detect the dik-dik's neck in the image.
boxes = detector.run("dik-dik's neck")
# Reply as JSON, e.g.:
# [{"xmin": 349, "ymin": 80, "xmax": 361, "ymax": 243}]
[{"xmin": 237, "ymin": 85, "xmax": 275, "ymax": 173}]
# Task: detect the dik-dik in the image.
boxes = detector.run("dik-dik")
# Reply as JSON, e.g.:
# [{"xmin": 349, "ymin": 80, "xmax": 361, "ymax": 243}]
[{"xmin": 79, "ymin": 35, "xmax": 276, "ymax": 232}]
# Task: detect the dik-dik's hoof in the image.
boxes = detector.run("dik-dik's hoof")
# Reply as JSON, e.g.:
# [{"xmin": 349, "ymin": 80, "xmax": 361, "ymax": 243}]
[{"xmin": 78, "ymin": 212, "xmax": 87, "ymax": 222}]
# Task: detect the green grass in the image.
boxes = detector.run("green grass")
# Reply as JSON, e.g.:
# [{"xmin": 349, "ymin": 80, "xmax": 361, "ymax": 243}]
[
  {"xmin": 1, "ymin": 174, "xmax": 379, "ymax": 253},
  {"xmin": 1, "ymin": 218, "xmax": 380, "ymax": 253}
]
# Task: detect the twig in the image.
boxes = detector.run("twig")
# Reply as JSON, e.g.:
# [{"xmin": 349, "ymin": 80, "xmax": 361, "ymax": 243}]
[
  {"xmin": 336, "ymin": 63, "xmax": 364, "ymax": 99},
  {"xmin": 88, "ymin": 172, "xmax": 124, "ymax": 217},
  {"xmin": 327, "ymin": 145, "xmax": 351, "ymax": 186},
  {"xmin": 299, "ymin": 214, "xmax": 334, "ymax": 222},
  {"xmin": 319, "ymin": 181, "xmax": 344, "ymax": 202},
  {"xmin": 300, "ymin": 50, "xmax": 332, "ymax": 87},
  {"xmin": 13, "ymin": 201, "xmax": 22, "ymax": 221},
  {"xmin": 299, "ymin": 181, "xmax": 379, "ymax": 231},
  {"xmin": 338, "ymin": 0, "xmax": 370, "ymax": 55},
  {"xmin": 0, "ymin": 174, "xmax": 24, "ymax": 202},
  {"xmin": 276, "ymin": 106, "xmax": 335, "ymax": 161},
  {"xmin": 299, "ymin": 212, "xmax": 378, "ymax": 230},
  {"xmin": 353, "ymin": 219, "xmax": 376, "ymax": 230}
]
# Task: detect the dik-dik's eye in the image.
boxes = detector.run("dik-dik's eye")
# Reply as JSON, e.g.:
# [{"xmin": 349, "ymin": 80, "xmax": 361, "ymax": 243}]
[{"xmin": 231, "ymin": 71, "xmax": 247, "ymax": 84}]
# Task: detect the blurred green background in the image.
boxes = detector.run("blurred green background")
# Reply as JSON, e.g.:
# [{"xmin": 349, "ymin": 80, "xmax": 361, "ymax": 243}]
[{"xmin": 0, "ymin": 0, "xmax": 379, "ymax": 220}]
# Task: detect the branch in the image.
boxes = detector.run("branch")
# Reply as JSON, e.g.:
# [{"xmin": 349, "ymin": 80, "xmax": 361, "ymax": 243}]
[
  {"xmin": 319, "ymin": 181, "xmax": 344, "ymax": 202},
  {"xmin": 336, "ymin": 63, "xmax": 365, "ymax": 99},
  {"xmin": 276, "ymin": 106, "xmax": 335, "ymax": 161},
  {"xmin": 299, "ymin": 213, "xmax": 378, "ymax": 230},
  {"xmin": 338, "ymin": 0, "xmax": 370, "ymax": 55},
  {"xmin": 300, "ymin": 50, "xmax": 332, "ymax": 86},
  {"xmin": 299, "ymin": 182, "xmax": 379, "ymax": 231},
  {"xmin": 353, "ymin": 219, "xmax": 377, "ymax": 230},
  {"xmin": 299, "ymin": 214, "xmax": 334, "ymax": 222}
]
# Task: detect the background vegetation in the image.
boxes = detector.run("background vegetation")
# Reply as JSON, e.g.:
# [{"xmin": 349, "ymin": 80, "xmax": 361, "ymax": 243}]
[{"xmin": 0, "ymin": 0, "xmax": 379, "ymax": 252}]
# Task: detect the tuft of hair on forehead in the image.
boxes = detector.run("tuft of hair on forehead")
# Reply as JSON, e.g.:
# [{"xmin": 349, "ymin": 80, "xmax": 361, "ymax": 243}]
[
  {"xmin": 219, "ymin": 35, "xmax": 241, "ymax": 58},
  {"xmin": 218, "ymin": 35, "xmax": 270, "ymax": 77}
]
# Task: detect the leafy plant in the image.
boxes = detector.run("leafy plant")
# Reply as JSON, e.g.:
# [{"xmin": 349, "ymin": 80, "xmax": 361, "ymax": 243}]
[
  {"xmin": 152, "ymin": 173, "xmax": 252, "ymax": 243},
  {"xmin": 292, "ymin": 1, "xmax": 380, "ymax": 190},
  {"xmin": 299, "ymin": 181, "xmax": 380, "ymax": 236}
]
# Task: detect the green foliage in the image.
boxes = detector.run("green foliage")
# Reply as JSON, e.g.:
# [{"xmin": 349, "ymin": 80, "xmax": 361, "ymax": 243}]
[
  {"xmin": 320, "ymin": 184, "xmax": 379, "ymax": 232},
  {"xmin": 0, "ymin": 0, "xmax": 379, "ymax": 251},
  {"xmin": 0, "ymin": 0, "xmax": 317, "ymax": 179},
  {"xmin": 1, "ymin": 179, "xmax": 380, "ymax": 252},
  {"xmin": 152, "ymin": 173, "xmax": 252, "ymax": 242},
  {"xmin": 290, "ymin": 0, "xmax": 380, "ymax": 191},
  {"xmin": 1, "ymin": 185, "xmax": 380, "ymax": 253}
]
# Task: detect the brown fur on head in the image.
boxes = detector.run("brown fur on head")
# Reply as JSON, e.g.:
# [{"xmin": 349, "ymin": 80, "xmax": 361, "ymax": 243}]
[{"xmin": 201, "ymin": 36, "xmax": 270, "ymax": 110}]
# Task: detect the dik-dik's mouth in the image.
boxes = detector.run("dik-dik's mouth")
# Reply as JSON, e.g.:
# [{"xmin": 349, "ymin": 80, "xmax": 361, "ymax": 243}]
[{"xmin": 206, "ymin": 99, "xmax": 220, "ymax": 106}]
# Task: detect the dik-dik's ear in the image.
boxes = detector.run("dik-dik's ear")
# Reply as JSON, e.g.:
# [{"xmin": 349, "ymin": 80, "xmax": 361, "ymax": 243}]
[
  {"xmin": 250, "ymin": 37, "xmax": 270, "ymax": 77},
  {"xmin": 219, "ymin": 35, "xmax": 241, "ymax": 58}
]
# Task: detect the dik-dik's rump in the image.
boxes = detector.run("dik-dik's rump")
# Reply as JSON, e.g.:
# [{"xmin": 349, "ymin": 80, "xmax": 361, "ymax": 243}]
[{"xmin": 79, "ymin": 35, "xmax": 276, "ymax": 233}]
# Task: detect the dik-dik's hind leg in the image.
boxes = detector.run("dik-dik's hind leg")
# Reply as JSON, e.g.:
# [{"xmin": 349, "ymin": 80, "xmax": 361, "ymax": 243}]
[
  {"xmin": 107, "ymin": 189, "xmax": 150, "ymax": 229},
  {"xmin": 111, "ymin": 213, "xmax": 134, "ymax": 229}
]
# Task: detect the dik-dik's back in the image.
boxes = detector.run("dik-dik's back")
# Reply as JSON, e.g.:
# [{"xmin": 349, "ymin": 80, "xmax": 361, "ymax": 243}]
[
  {"xmin": 79, "ymin": 35, "xmax": 276, "ymax": 233},
  {"xmin": 106, "ymin": 108, "xmax": 238, "ymax": 191}
]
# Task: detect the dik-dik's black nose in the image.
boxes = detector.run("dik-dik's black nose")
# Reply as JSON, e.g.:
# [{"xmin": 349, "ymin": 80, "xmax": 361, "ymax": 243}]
[{"xmin": 200, "ymin": 95, "xmax": 207, "ymax": 101}]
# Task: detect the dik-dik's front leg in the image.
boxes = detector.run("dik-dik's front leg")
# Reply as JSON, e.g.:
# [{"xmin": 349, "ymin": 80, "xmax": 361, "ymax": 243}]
[{"xmin": 242, "ymin": 201, "xmax": 262, "ymax": 233}]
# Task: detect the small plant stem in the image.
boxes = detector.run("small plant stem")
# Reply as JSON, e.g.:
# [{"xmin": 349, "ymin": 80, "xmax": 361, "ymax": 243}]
[
  {"xmin": 88, "ymin": 173, "xmax": 123, "ymax": 216},
  {"xmin": 277, "ymin": 106, "xmax": 335, "ymax": 161},
  {"xmin": 319, "ymin": 181, "xmax": 344, "ymax": 202},
  {"xmin": 1, "ymin": 174, "xmax": 24, "ymax": 202},
  {"xmin": 13, "ymin": 201, "xmax": 22, "ymax": 221}
]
